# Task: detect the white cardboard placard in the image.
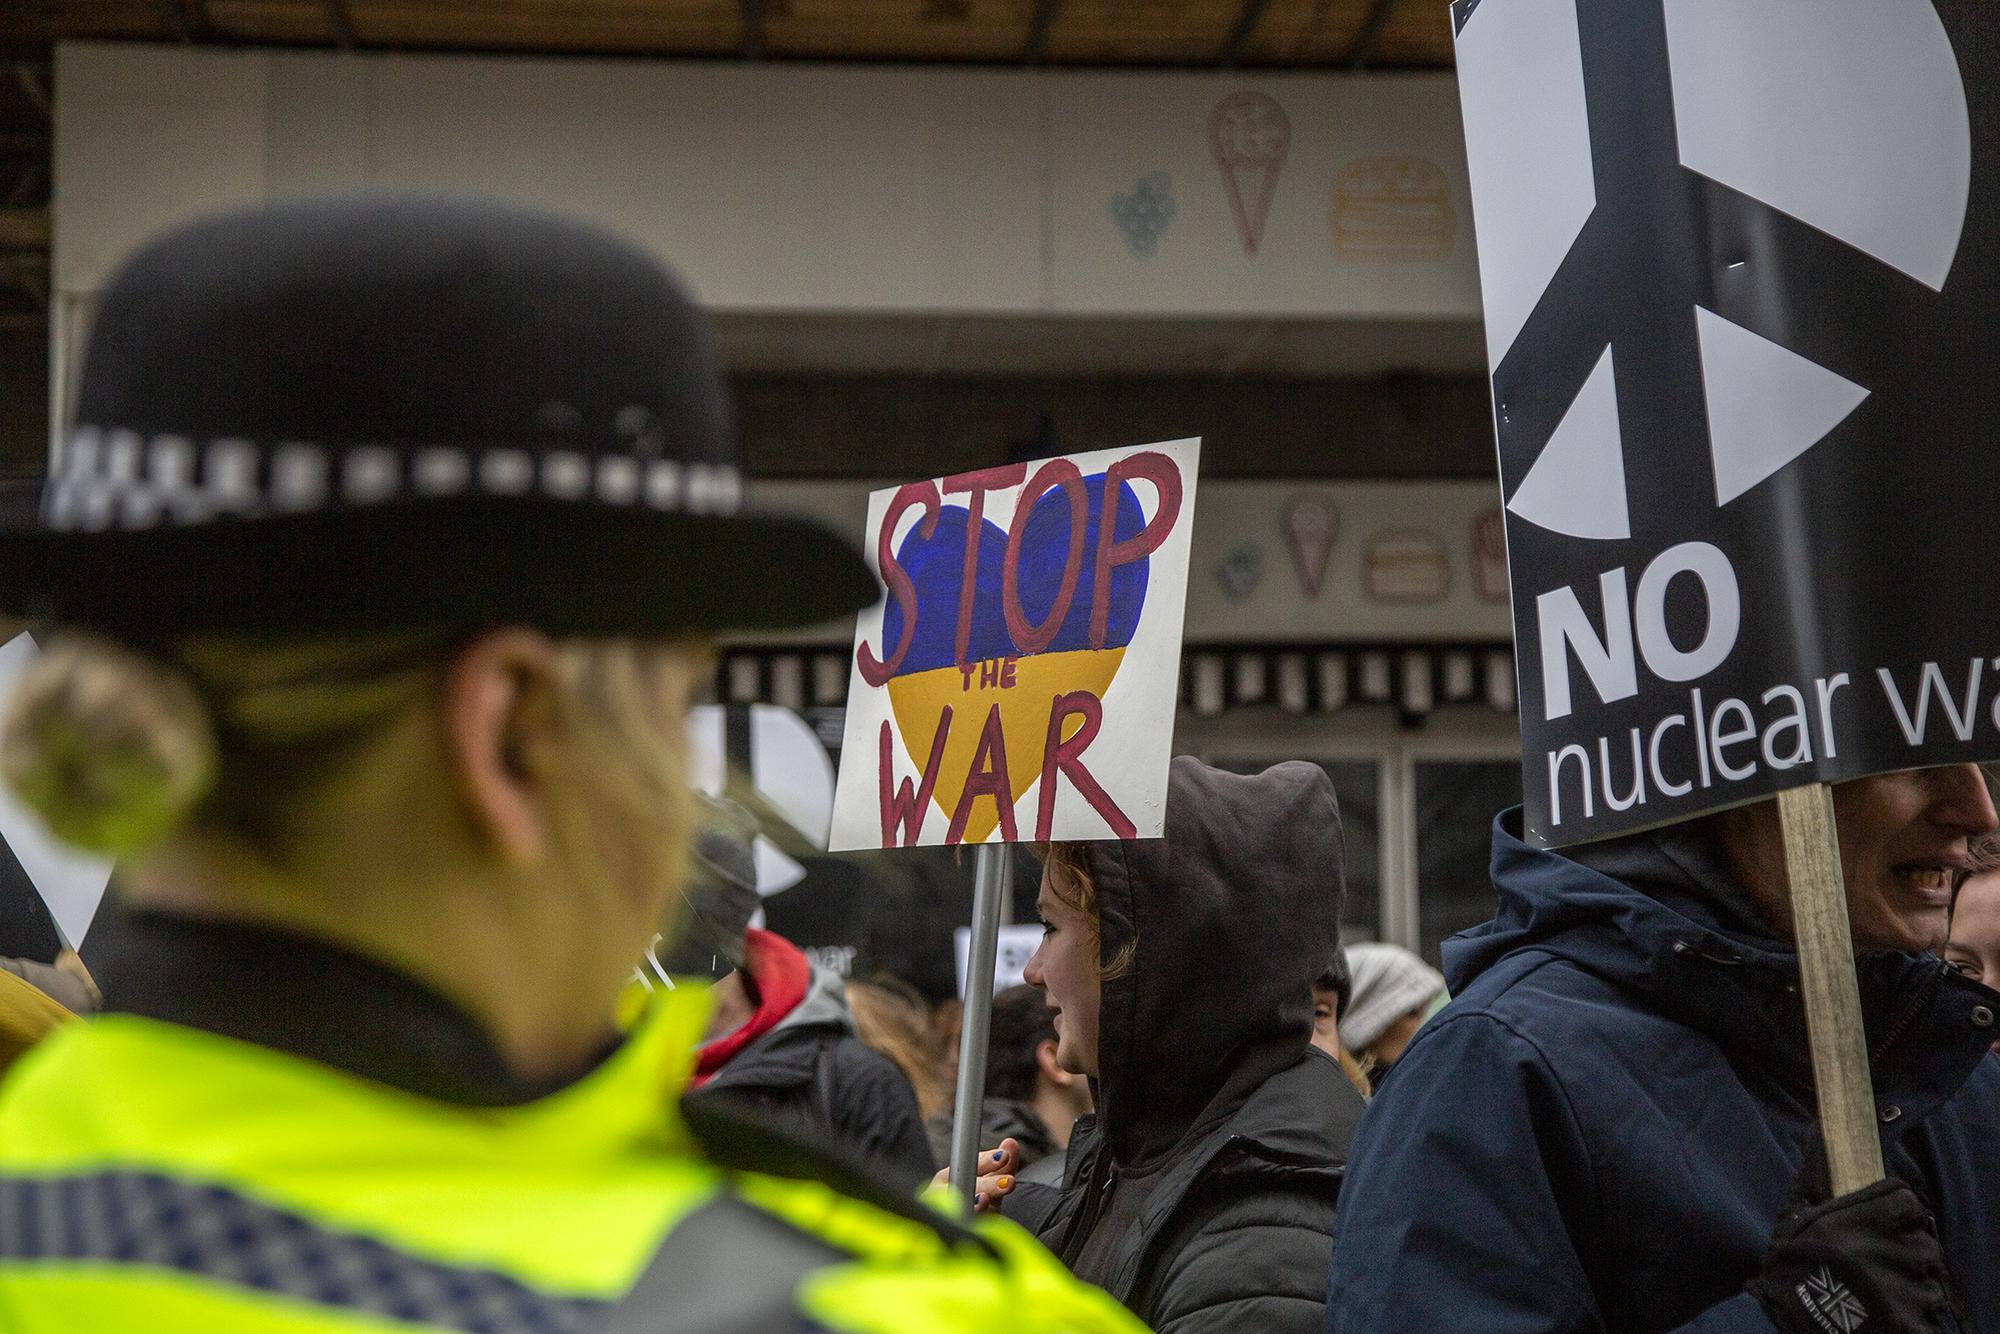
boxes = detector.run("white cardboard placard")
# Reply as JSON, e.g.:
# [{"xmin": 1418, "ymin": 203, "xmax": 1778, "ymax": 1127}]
[
  {"xmin": 954, "ymin": 923, "xmax": 1046, "ymax": 999},
  {"xmin": 830, "ymin": 438, "xmax": 1200, "ymax": 850}
]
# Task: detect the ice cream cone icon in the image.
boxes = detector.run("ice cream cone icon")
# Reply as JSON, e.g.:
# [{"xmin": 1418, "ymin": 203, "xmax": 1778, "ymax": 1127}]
[
  {"xmin": 1210, "ymin": 92, "xmax": 1291, "ymax": 256},
  {"xmin": 1284, "ymin": 494, "xmax": 1339, "ymax": 598}
]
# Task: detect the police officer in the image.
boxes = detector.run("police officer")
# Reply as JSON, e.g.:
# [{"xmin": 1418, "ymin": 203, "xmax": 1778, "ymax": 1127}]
[{"xmin": 0, "ymin": 196, "xmax": 1142, "ymax": 1334}]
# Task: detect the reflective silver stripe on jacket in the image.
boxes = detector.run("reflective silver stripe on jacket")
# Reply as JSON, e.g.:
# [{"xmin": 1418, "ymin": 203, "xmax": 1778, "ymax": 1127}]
[{"xmin": 0, "ymin": 1171, "xmax": 606, "ymax": 1334}]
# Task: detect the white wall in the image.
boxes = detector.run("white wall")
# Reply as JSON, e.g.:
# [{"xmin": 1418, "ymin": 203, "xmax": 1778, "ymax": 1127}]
[{"xmin": 55, "ymin": 43, "xmax": 1480, "ymax": 321}]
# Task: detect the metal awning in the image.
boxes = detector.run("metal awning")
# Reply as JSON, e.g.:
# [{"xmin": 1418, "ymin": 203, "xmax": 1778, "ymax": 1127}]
[{"xmin": 718, "ymin": 642, "xmax": 1516, "ymax": 722}]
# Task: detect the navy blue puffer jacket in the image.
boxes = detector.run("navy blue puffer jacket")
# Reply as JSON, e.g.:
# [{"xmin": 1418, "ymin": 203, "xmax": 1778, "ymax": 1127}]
[{"xmin": 1325, "ymin": 809, "xmax": 2000, "ymax": 1333}]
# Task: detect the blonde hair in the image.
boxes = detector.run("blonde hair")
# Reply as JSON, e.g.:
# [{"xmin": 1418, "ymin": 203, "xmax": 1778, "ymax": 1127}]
[
  {"xmin": 845, "ymin": 975, "xmax": 951, "ymax": 1121},
  {"xmin": 1336, "ymin": 1046, "xmax": 1372, "ymax": 1098},
  {"xmin": 1, "ymin": 631, "xmax": 706, "ymax": 895}
]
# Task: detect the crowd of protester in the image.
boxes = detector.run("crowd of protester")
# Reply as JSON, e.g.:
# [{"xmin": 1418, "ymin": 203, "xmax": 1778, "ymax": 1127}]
[{"xmin": 0, "ymin": 194, "xmax": 1994, "ymax": 1333}]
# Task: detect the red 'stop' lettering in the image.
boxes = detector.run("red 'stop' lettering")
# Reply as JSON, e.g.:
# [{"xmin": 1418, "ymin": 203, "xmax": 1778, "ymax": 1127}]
[
  {"xmin": 1090, "ymin": 452, "xmax": 1183, "ymax": 650},
  {"xmin": 857, "ymin": 481, "xmax": 940, "ymax": 687}
]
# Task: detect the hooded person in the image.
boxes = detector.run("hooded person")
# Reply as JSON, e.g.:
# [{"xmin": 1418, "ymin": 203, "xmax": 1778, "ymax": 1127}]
[
  {"xmin": 1326, "ymin": 769, "xmax": 2000, "ymax": 1334},
  {"xmin": 1943, "ymin": 846, "xmax": 2000, "ymax": 1056},
  {"xmin": 0, "ymin": 195, "xmax": 1146, "ymax": 1334},
  {"xmin": 670, "ymin": 797, "xmax": 936, "ymax": 1187},
  {"xmin": 1001, "ymin": 755, "xmax": 1366, "ymax": 1332}
]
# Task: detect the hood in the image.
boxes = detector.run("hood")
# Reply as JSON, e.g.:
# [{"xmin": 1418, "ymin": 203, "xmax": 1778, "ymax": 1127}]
[
  {"xmin": 772, "ymin": 955, "xmax": 857, "ymax": 1039},
  {"xmin": 1449, "ymin": 808, "xmax": 1998, "ymax": 1112},
  {"xmin": 1084, "ymin": 755, "xmax": 1342, "ymax": 1169},
  {"xmin": 657, "ymin": 794, "xmax": 761, "ymax": 977},
  {"xmin": 1446, "ymin": 807, "xmax": 1787, "ymax": 1001}
]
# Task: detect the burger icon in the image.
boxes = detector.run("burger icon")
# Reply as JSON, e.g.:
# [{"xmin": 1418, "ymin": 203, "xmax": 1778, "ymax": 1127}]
[{"xmin": 1331, "ymin": 156, "xmax": 1456, "ymax": 261}]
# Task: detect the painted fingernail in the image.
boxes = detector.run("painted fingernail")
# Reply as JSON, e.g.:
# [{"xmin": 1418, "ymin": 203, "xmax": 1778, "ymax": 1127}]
[
  {"xmin": 996, "ymin": 1176, "xmax": 1014, "ymax": 1190},
  {"xmin": 991, "ymin": 1150, "xmax": 1006, "ymax": 1163}
]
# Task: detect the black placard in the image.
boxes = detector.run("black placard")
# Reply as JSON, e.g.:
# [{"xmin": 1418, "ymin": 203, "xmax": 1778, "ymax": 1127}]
[{"xmin": 1455, "ymin": 0, "xmax": 1999, "ymax": 845}]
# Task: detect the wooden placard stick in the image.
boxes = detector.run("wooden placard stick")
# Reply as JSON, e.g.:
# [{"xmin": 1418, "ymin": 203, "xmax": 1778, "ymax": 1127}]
[{"xmin": 1776, "ymin": 782, "xmax": 1885, "ymax": 1195}]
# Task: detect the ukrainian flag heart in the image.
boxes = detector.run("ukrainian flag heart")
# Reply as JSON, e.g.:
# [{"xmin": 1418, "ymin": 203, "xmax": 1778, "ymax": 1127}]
[{"xmin": 875, "ymin": 471, "xmax": 1151, "ymax": 844}]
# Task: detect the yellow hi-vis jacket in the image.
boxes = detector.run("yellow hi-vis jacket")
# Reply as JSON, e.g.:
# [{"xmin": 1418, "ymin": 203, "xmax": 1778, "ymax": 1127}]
[{"xmin": 0, "ymin": 985, "xmax": 1146, "ymax": 1333}]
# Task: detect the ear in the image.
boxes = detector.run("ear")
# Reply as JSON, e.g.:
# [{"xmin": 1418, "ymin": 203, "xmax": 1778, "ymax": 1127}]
[
  {"xmin": 444, "ymin": 629, "xmax": 563, "ymax": 864},
  {"xmin": 1035, "ymin": 1037, "xmax": 1071, "ymax": 1087}
]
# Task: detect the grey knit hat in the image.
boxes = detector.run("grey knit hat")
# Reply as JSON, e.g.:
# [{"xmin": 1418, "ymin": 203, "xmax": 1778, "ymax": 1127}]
[{"xmin": 1337, "ymin": 942, "xmax": 1446, "ymax": 1052}]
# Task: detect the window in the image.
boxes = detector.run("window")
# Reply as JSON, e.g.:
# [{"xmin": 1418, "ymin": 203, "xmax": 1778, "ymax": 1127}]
[
  {"xmin": 1412, "ymin": 759, "xmax": 1522, "ymax": 966},
  {"xmin": 1321, "ymin": 761, "xmax": 1383, "ymax": 948}
]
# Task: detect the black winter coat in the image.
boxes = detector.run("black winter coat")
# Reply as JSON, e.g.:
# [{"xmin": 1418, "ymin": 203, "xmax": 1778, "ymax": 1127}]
[
  {"xmin": 1011, "ymin": 757, "xmax": 1365, "ymax": 1332},
  {"xmin": 685, "ymin": 958, "xmax": 936, "ymax": 1192},
  {"xmin": 1026, "ymin": 1050, "xmax": 1364, "ymax": 1331}
]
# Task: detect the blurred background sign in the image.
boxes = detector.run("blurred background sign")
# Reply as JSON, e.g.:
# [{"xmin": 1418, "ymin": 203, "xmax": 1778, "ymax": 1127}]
[
  {"xmin": 688, "ymin": 703, "xmax": 836, "ymax": 898},
  {"xmin": 956, "ymin": 924, "xmax": 1044, "ymax": 999},
  {"xmin": 0, "ymin": 634, "xmax": 113, "ymax": 950}
]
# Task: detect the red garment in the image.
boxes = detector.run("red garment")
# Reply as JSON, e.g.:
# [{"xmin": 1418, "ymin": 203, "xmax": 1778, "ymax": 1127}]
[{"xmin": 688, "ymin": 928, "xmax": 810, "ymax": 1088}]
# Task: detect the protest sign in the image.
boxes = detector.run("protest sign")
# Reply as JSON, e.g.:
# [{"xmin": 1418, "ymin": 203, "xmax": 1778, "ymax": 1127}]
[
  {"xmin": 829, "ymin": 439, "xmax": 1201, "ymax": 851},
  {"xmin": 955, "ymin": 924, "xmax": 1044, "ymax": 1000},
  {"xmin": 829, "ymin": 438, "xmax": 1200, "ymax": 1199},
  {"xmin": 0, "ymin": 634, "xmax": 114, "ymax": 949},
  {"xmin": 688, "ymin": 703, "xmax": 835, "ymax": 897},
  {"xmin": 1454, "ymin": 0, "xmax": 1998, "ymax": 848}
]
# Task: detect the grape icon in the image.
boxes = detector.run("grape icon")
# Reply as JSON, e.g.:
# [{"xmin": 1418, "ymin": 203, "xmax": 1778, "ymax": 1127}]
[{"xmin": 1110, "ymin": 173, "xmax": 1178, "ymax": 257}]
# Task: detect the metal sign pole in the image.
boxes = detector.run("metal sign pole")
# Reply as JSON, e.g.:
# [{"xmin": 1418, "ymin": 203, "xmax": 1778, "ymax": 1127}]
[{"xmin": 948, "ymin": 842, "xmax": 1010, "ymax": 1202}]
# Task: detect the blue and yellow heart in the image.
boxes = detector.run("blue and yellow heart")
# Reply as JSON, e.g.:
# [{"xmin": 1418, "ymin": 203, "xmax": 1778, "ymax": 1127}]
[{"xmin": 880, "ymin": 474, "xmax": 1150, "ymax": 842}]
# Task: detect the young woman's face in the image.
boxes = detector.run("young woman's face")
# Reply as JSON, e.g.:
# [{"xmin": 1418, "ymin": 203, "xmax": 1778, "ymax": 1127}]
[
  {"xmin": 1946, "ymin": 869, "xmax": 2000, "ymax": 1056},
  {"xmin": 1022, "ymin": 859, "xmax": 1103, "ymax": 1078}
]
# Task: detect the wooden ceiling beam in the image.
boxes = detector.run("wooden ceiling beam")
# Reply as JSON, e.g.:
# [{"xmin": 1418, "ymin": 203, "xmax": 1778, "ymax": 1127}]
[
  {"xmin": 164, "ymin": 0, "xmax": 210, "ymax": 44},
  {"xmin": 1343, "ymin": 0, "xmax": 1402, "ymax": 67},
  {"xmin": 1022, "ymin": 0, "xmax": 1063, "ymax": 63},
  {"xmin": 325, "ymin": 0, "xmax": 356, "ymax": 50},
  {"xmin": 0, "ymin": 1, "xmax": 1455, "ymax": 68},
  {"xmin": 1217, "ymin": 0, "xmax": 1276, "ymax": 68}
]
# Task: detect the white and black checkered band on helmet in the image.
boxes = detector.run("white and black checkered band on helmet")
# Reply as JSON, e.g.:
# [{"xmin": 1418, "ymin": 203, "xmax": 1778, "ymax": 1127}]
[{"xmin": 0, "ymin": 194, "xmax": 875, "ymax": 637}]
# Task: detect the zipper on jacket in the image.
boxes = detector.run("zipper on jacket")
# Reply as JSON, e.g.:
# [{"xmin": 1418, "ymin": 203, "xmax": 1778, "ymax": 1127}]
[
  {"xmin": 1054, "ymin": 1151, "xmax": 1118, "ymax": 1263},
  {"xmin": 1670, "ymin": 938, "xmax": 1744, "ymax": 967},
  {"xmin": 1089, "ymin": 1161, "xmax": 1117, "ymax": 1225}
]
